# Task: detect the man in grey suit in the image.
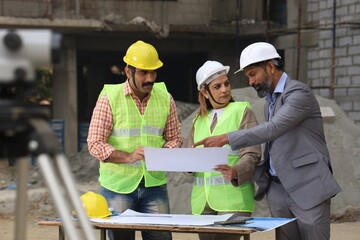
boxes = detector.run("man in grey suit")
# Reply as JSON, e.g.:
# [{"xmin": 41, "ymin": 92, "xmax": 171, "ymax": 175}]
[{"xmin": 193, "ymin": 42, "xmax": 341, "ymax": 240}]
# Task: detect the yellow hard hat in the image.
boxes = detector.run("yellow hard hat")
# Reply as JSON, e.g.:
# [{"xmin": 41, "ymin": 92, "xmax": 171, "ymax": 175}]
[
  {"xmin": 80, "ymin": 191, "xmax": 112, "ymax": 219},
  {"xmin": 123, "ymin": 40, "xmax": 163, "ymax": 70}
]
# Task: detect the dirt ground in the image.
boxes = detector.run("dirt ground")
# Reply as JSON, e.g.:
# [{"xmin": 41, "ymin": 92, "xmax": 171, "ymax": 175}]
[{"xmin": 1, "ymin": 216, "xmax": 360, "ymax": 240}]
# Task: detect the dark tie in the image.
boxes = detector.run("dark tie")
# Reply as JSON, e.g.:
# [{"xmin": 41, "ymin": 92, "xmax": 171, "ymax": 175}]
[{"xmin": 210, "ymin": 112, "xmax": 217, "ymax": 133}]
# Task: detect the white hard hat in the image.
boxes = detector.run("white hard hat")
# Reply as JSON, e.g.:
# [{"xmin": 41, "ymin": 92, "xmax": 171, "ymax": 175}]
[
  {"xmin": 196, "ymin": 61, "xmax": 230, "ymax": 90},
  {"xmin": 234, "ymin": 42, "xmax": 281, "ymax": 74}
]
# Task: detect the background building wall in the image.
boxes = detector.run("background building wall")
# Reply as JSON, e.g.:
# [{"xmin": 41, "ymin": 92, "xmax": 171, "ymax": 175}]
[
  {"xmin": 1, "ymin": 0, "xmax": 360, "ymax": 155},
  {"xmin": 306, "ymin": 0, "xmax": 360, "ymax": 125}
]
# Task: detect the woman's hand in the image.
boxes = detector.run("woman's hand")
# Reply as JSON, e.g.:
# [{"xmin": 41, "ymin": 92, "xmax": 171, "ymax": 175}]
[{"xmin": 213, "ymin": 164, "xmax": 237, "ymax": 181}]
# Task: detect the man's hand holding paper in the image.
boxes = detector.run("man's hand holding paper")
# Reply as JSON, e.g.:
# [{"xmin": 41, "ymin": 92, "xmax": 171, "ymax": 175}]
[{"xmin": 192, "ymin": 134, "xmax": 229, "ymax": 148}]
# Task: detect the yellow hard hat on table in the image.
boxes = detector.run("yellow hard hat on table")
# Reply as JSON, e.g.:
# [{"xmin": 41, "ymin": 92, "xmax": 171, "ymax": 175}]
[{"xmin": 80, "ymin": 191, "xmax": 112, "ymax": 219}]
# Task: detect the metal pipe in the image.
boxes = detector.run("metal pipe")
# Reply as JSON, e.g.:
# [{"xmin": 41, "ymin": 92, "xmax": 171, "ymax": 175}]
[
  {"xmin": 266, "ymin": 0, "xmax": 270, "ymax": 41},
  {"xmin": 55, "ymin": 154, "xmax": 97, "ymax": 240},
  {"xmin": 15, "ymin": 157, "xmax": 29, "ymax": 240},
  {"xmin": 75, "ymin": 0, "xmax": 80, "ymax": 16},
  {"xmin": 37, "ymin": 154, "xmax": 82, "ymax": 240},
  {"xmin": 311, "ymin": 84, "xmax": 360, "ymax": 89},
  {"xmin": 235, "ymin": 0, "xmax": 241, "ymax": 66},
  {"xmin": 330, "ymin": 0, "xmax": 337, "ymax": 99},
  {"xmin": 296, "ymin": 1, "xmax": 302, "ymax": 80}
]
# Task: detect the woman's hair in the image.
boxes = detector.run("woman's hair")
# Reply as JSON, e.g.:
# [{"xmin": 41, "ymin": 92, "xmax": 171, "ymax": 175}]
[{"xmin": 197, "ymin": 90, "xmax": 213, "ymax": 117}]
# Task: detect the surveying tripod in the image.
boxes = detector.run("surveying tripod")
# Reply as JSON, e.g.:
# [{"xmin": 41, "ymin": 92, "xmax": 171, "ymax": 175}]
[{"xmin": 0, "ymin": 29, "xmax": 96, "ymax": 240}]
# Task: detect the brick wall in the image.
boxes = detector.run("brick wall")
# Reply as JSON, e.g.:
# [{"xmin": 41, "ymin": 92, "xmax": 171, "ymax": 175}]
[{"xmin": 307, "ymin": 0, "xmax": 360, "ymax": 126}]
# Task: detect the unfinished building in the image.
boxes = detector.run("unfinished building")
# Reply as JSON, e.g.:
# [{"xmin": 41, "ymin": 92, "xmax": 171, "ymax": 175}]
[{"xmin": 0, "ymin": 0, "xmax": 359, "ymax": 155}]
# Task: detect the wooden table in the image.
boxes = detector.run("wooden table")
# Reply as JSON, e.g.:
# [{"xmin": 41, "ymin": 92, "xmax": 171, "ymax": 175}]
[{"xmin": 38, "ymin": 220, "xmax": 255, "ymax": 240}]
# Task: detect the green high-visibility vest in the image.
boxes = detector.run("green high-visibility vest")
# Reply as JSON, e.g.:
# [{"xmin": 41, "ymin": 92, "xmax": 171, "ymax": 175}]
[
  {"xmin": 98, "ymin": 82, "xmax": 170, "ymax": 193},
  {"xmin": 191, "ymin": 102, "xmax": 255, "ymax": 215}
]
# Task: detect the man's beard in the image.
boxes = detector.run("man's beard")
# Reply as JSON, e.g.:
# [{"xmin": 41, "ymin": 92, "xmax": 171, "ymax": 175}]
[{"xmin": 252, "ymin": 74, "xmax": 272, "ymax": 98}]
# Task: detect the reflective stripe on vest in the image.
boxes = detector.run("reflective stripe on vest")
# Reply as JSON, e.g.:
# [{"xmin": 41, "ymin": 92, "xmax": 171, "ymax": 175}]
[
  {"xmin": 111, "ymin": 126, "xmax": 164, "ymax": 137},
  {"xmin": 123, "ymin": 161, "xmax": 142, "ymax": 167},
  {"xmin": 194, "ymin": 176, "xmax": 231, "ymax": 186},
  {"xmin": 112, "ymin": 128, "xmax": 140, "ymax": 137}
]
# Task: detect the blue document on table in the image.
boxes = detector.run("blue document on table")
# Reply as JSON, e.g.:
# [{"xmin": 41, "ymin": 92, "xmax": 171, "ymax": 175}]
[{"xmin": 224, "ymin": 217, "xmax": 297, "ymax": 232}]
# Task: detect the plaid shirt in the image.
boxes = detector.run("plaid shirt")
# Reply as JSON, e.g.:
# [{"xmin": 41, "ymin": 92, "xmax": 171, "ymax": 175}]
[{"xmin": 87, "ymin": 80, "xmax": 182, "ymax": 161}]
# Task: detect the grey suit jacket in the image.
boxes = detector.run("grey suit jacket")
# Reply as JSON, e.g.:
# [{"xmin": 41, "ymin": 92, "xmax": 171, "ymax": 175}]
[{"xmin": 227, "ymin": 76, "xmax": 341, "ymax": 210}]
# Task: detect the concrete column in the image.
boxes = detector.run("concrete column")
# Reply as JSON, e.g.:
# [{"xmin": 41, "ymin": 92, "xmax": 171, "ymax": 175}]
[{"xmin": 53, "ymin": 37, "xmax": 78, "ymax": 156}]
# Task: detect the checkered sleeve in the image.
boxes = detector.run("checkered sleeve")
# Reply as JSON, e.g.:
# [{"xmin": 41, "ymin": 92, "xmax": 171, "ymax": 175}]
[
  {"xmin": 163, "ymin": 94, "xmax": 183, "ymax": 148},
  {"xmin": 87, "ymin": 94, "xmax": 117, "ymax": 161}
]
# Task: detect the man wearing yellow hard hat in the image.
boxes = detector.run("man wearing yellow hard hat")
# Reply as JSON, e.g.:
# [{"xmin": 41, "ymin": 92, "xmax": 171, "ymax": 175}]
[{"xmin": 87, "ymin": 40, "xmax": 182, "ymax": 240}]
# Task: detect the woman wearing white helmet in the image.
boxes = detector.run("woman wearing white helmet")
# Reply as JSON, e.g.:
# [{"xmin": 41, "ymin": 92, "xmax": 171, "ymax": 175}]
[{"xmin": 187, "ymin": 60, "xmax": 261, "ymax": 240}]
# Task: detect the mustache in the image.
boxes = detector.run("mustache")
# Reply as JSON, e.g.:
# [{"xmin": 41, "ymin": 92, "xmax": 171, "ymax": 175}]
[
  {"xmin": 142, "ymin": 82, "xmax": 155, "ymax": 87},
  {"xmin": 251, "ymin": 83, "xmax": 268, "ymax": 98},
  {"xmin": 252, "ymin": 83, "xmax": 263, "ymax": 89}
]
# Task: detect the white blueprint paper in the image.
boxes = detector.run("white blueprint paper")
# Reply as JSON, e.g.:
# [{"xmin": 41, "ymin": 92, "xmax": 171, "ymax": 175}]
[
  {"xmin": 144, "ymin": 147, "xmax": 228, "ymax": 172},
  {"xmin": 90, "ymin": 209, "xmax": 233, "ymax": 226}
]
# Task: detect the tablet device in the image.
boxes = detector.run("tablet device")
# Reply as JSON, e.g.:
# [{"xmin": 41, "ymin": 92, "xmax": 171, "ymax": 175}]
[{"xmin": 214, "ymin": 217, "xmax": 252, "ymax": 225}]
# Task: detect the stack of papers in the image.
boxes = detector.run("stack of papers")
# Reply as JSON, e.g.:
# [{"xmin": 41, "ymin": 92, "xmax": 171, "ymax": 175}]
[{"xmin": 90, "ymin": 209, "xmax": 232, "ymax": 226}]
